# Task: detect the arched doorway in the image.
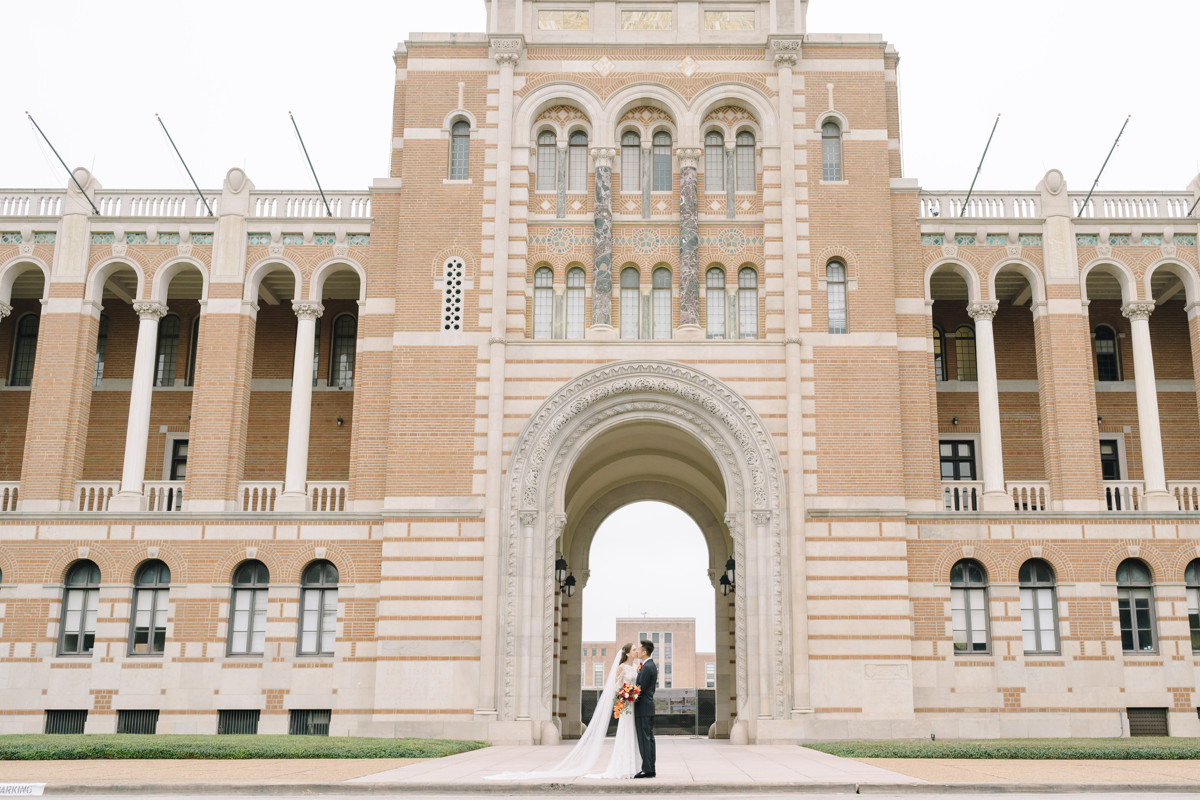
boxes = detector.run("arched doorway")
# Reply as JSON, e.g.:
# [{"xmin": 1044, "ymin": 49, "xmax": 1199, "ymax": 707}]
[{"xmin": 491, "ymin": 360, "xmax": 791, "ymax": 744}]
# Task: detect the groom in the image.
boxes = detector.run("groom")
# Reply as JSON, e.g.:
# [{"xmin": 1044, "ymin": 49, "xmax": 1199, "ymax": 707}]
[{"xmin": 634, "ymin": 639, "xmax": 657, "ymax": 778}]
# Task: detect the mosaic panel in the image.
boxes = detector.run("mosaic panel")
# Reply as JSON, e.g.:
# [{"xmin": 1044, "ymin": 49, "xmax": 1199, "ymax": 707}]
[
  {"xmin": 1075, "ymin": 234, "xmax": 1099, "ymax": 246},
  {"xmin": 314, "ymin": 233, "xmax": 336, "ymax": 246},
  {"xmin": 247, "ymin": 233, "xmax": 271, "ymax": 246},
  {"xmin": 33, "ymin": 232, "xmax": 54, "ymax": 244},
  {"xmin": 1175, "ymin": 234, "xmax": 1197, "ymax": 246},
  {"xmin": 1018, "ymin": 234, "xmax": 1042, "ymax": 246},
  {"xmin": 985, "ymin": 234, "xmax": 1008, "ymax": 246},
  {"xmin": 192, "ymin": 233, "xmax": 213, "ymax": 244},
  {"xmin": 1108, "ymin": 234, "xmax": 1131, "ymax": 246},
  {"xmin": 613, "ymin": 230, "xmax": 681, "ymax": 253},
  {"xmin": 699, "ymin": 229, "xmax": 765, "ymax": 255},
  {"xmin": 348, "ymin": 234, "xmax": 369, "ymax": 246},
  {"xmin": 282, "ymin": 233, "xmax": 304, "ymax": 246},
  {"xmin": 529, "ymin": 227, "xmax": 595, "ymax": 253},
  {"xmin": 158, "ymin": 232, "xmax": 181, "ymax": 245},
  {"xmin": 920, "ymin": 234, "xmax": 944, "ymax": 246},
  {"xmin": 0, "ymin": 232, "xmax": 21, "ymax": 244},
  {"xmin": 126, "ymin": 233, "xmax": 148, "ymax": 245},
  {"xmin": 1140, "ymin": 234, "xmax": 1163, "ymax": 246},
  {"xmin": 90, "ymin": 233, "xmax": 115, "ymax": 245},
  {"xmin": 954, "ymin": 234, "xmax": 976, "ymax": 246}
]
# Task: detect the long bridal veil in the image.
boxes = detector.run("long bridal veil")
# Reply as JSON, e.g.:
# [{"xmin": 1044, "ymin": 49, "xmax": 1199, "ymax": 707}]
[{"xmin": 486, "ymin": 653, "xmax": 624, "ymax": 780}]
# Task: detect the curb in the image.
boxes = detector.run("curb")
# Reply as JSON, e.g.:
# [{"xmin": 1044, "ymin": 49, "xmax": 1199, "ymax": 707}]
[{"xmin": 37, "ymin": 783, "xmax": 1200, "ymax": 796}]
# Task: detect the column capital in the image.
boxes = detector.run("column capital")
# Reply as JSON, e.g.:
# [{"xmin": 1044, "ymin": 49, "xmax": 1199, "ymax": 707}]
[
  {"xmin": 590, "ymin": 148, "xmax": 617, "ymax": 169},
  {"xmin": 0, "ymin": 301, "xmax": 11, "ymax": 320},
  {"xmin": 132, "ymin": 301, "xmax": 169, "ymax": 321},
  {"xmin": 768, "ymin": 37, "xmax": 802, "ymax": 69},
  {"xmin": 490, "ymin": 36, "xmax": 525, "ymax": 67},
  {"xmin": 967, "ymin": 301, "xmax": 999, "ymax": 321},
  {"xmin": 519, "ymin": 510, "xmax": 538, "ymax": 527},
  {"xmin": 1121, "ymin": 301, "xmax": 1155, "ymax": 321},
  {"xmin": 292, "ymin": 301, "xmax": 325, "ymax": 320},
  {"xmin": 677, "ymin": 148, "xmax": 703, "ymax": 169}
]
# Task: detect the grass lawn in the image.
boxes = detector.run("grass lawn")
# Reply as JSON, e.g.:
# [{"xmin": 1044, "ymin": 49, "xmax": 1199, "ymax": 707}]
[
  {"xmin": 807, "ymin": 737, "xmax": 1200, "ymax": 760},
  {"xmin": 0, "ymin": 734, "xmax": 487, "ymax": 761}
]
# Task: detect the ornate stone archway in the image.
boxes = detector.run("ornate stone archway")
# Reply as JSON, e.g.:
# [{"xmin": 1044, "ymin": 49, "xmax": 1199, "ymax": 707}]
[{"xmin": 496, "ymin": 360, "xmax": 792, "ymax": 743}]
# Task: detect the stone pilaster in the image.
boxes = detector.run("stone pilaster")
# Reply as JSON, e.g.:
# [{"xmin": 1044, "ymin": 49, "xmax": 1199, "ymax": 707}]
[
  {"xmin": 678, "ymin": 148, "xmax": 703, "ymax": 332},
  {"xmin": 589, "ymin": 148, "xmax": 615, "ymax": 333}
]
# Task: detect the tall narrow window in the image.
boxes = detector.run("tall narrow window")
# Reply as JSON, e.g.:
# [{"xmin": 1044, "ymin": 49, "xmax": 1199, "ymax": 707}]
[
  {"xmin": 449, "ymin": 120, "xmax": 470, "ymax": 180},
  {"xmin": 566, "ymin": 267, "xmax": 585, "ymax": 339},
  {"xmin": 706, "ymin": 267, "xmax": 726, "ymax": 339},
  {"xmin": 738, "ymin": 267, "xmax": 758, "ymax": 339},
  {"xmin": 229, "ymin": 560, "xmax": 269, "ymax": 656},
  {"xmin": 826, "ymin": 261, "xmax": 847, "ymax": 334},
  {"xmin": 130, "ymin": 560, "xmax": 170, "ymax": 655},
  {"xmin": 704, "ymin": 131, "xmax": 725, "ymax": 192},
  {"xmin": 954, "ymin": 325, "xmax": 977, "ymax": 381},
  {"xmin": 949, "ymin": 559, "xmax": 990, "ymax": 654},
  {"xmin": 735, "ymin": 131, "xmax": 756, "ymax": 191},
  {"xmin": 169, "ymin": 438, "xmax": 188, "ymax": 481},
  {"xmin": 533, "ymin": 267, "xmax": 554, "ymax": 339},
  {"xmin": 329, "ymin": 314, "xmax": 356, "ymax": 389},
  {"xmin": 1094, "ymin": 325, "xmax": 1121, "ymax": 381},
  {"xmin": 154, "ymin": 313, "xmax": 180, "ymax": 387},
  {"xmin": 312, "ymin": 318, "xmax": 321, "ymax": 387},
  {"xmin": 1186, "ymin": 560, "xmax": 1200, "ymax": 653},
  {"xmin": 1019, "ymin": 559, "xmax": 1058, "ymax": 654},
  {"xmin": 1100, "ymin": 439, "xmax": 1122, "ymax": 480},
  {"xmin": 652, "ymin": 267, "xmax": 672, "ymax": 339},
  {"xmin": 9, "ymin": 313, "xmax": 38, "ymax": 386},
  {"xmin": 299, "ymin": 560, "xmax": 338, "ymax": 656},
  {"xmin": 568, "ymin": 131, "xmax": 588, "ymax": 192},
  {"xmin": 93, "ymin": 314, "xmax": 108, "ymax": 387},
  {"xmin": 932, "ymin": 325, "xmax": 946, "ymax": 381},
  {"xmin": 185, "ymin": 317, "xmax": 200, "ymax": 387},
  {"xmin": 621, "ymin": 132, "xmax": 641, "ymax": 192},
  {"xmin": 536, "ymin": 131, "xmax": 557, "ymax": 192},
  {"xmin": 620, "ymin": 268, "xmax": 640, "ymax": 339},
  {"xmin": 652, "ymin": 132, "xmax": 672, "ymax": 191},
  {"xmin": 1117, "ymin": 559, "xmax": 1156, "ymax": 653},
  {"xmin": 822, "ymin": 120, "xmax": 843, "ymax": 181},
  {"xmin": 60, "ymin": 560, "xmax": 101, "ymax": 655}
]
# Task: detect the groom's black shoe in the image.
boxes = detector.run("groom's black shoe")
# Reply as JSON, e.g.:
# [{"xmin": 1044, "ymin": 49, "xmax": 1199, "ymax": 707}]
[{"xmin": 634, "ymin": 772, "xmax": 649, "ymax": 779}]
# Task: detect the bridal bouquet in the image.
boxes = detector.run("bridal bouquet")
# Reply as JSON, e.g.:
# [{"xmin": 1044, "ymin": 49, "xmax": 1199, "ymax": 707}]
[{"xmin": 613, "ymin": 682, "xmax": 641, "ymax": 718}]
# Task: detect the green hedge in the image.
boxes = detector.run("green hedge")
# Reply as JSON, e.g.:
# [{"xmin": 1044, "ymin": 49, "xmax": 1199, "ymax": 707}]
[
  {"xmin": 0, "ymin": 734, "xmax": 487, "ymax": 761},
  {"xmin": 807, "ymin": 737, "xmax": 1200, "ymax": 760}
]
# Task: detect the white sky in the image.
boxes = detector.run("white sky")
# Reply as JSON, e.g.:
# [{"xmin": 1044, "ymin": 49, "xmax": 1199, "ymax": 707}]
[{"xmin": 2, "ymin": 1, "xmax": 1198, "ymax": 193}]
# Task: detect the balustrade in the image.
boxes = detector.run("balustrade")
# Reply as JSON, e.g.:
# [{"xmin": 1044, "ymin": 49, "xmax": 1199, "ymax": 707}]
[
  {"xmin": 144, "ymin": 481, "xmax": 184, "ymax": 512},
  {"xmin": 919, "ymin": 190, "xmax": 1194, "ymax": 220},
  {"xmin": 75, "ymin": 481, "xmax": 117, "ymax": 512},
  {"xmin": 1169, "ymin": 482, "xmax": 1200, "ymax": 513},
  {"xmin": 309, "ymin": 482, "xmax": 348, "ymax": 512},
  {"xmin": 239, "ymin": 482, "xmax": 283, "ymax": 512},
  {"xmin": 1007, "ymin": 481, "xmax": 1050, "ymax": 512},
  {"xmin": 941, "ymin": 481, "xmax": 982, "ymax": 512},
  {"xmin": 0, "ymin": 482, "xmax": 18, "ymax": 512},
  {"xmin": 1104, "ymin": 481, "xmax": 1144, "ymax": 512},
  {"xmin": 0, "ymin": 189, "xmax": 370, "ymax": 220},
  {"xmin": 0, "ymin": 192, "xmax": 63, "ymax": 217}
]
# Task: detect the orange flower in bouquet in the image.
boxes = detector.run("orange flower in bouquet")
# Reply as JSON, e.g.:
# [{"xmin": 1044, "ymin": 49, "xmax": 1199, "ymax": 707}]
[{"xmin": 614, "ymin": 681, "xmax": 641, "ymax": 717}]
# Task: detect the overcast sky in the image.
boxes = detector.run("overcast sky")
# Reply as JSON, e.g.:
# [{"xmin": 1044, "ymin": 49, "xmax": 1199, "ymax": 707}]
[{"xmin": 3, "ymin": 1, "xmax": 1197, "ymax": 194}]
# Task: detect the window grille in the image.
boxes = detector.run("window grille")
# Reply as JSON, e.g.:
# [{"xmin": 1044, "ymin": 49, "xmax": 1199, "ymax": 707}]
[
  {"xmin": 299, "ymin": 561, "xmax": 338, "ymax": 656},
  {"xmin": 620, "ymin": 268, "xmax": 640, "ymax": 339},
  {"xmin": 533, "ymin": 267, "xmax": 554, "ymax": 339},
  {"xmin": 822, "ymin": 121, "xmax": 843, "ymax": 181},
  {"xmin": 706, "ymin": 268, "xmax": 726, "ymax": 339},
  {"xmin": 826, "ymin": 262, "xmax": 847, "ymax": 334},
  {"xmin": 117, "ymin": 709, "xmax": 159, "ymax": 735},
  {"xmin": 621, "ymin": 132, "xmax": 641, "ymax": 192},
  {"xmin": 217, "ymin": 709, "xmax": 260, "ymax": 735},
  {"xmin": 44, "ymin": 710, "xmax": 87, "ymax": 735},
  {"xmin": 536, "ymin": 131, "xmax": 557, "ymax": 191},
  {"xmin": 1127, "ymin": 707, "xmax": 1168, "ymax": 737},
  {"xmin": 652, "ymin": 268, "xmax": 671, "ymax": 339},
  {"xmin": 131, "ymin": 560, "xmax": 171, "ymax": 655},
  {"xmin": 954, "ymin": 326, "xmax": 977, "ymax": 381},
  {"xmin": 735, "ymin": 131, "xmax": 755, "ymax": 191},
  {"xmin": 737, "ymin": 268, "xmax": 758, "ymax": 339},
  {"xmin": 329, "ymin": 314, "xmax": 356, "ymax": 388},
  {"xmin": 566, "ymin": 268, "xmax": 585, "ymax": 339},
  {"xmin": 1117, "ymin": 559, "xmax": 1156, "ymax": 652},
  {"xmin": 704, "ymin": 131, "xmax": 724, "ymax": 192},
  {"xmin": 229, "ymin": 560, "xmax": 269, "ymax": 656},
  {"xmin": 568, "ymin": 131, "xmax": 588, "ymax": 192},
  {"xmin": 288, "ymin": 709, "xmax": 331, "ymax": 736},
  {"xmin": 449, "ymin": 120, "xmax": 470, "ymax": 180},
  {"xmin": 950, "ymin": 559, "xmax": 990, "ymax": 653},
  {"xmin": 1018, "ymin": 559, "xmax": 1058, "ymax": 653},
  {"xmin": 652, "ymin": 132, "xmax": 672, "ymax": 191},
  {"xmin": 442, "ymin": 258, "xmax": 465, "ymax": 332},
  {"xmin": 60, "ymin": 560, "xmax": 101, "ymax": 655},
  {"xmin": 9, "ymin": 313, "xmax": 39, "ymax": 386},
  {"xmin": 94, "ymin": 314, "xmax": 108, "ymax": 387}
]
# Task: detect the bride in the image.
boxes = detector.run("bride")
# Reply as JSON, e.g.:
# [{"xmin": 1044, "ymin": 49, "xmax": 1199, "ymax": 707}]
[{"xmin": 487, "ymin": 642, "xmax": 641, "ymax": 781}]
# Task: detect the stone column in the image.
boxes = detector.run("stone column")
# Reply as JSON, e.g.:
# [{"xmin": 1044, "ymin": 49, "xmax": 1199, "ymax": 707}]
[
  {"xmin": 589, "ymin": 149, "xmax": 615, "ymax": 336},
  {"xmin": 967, "ymin": 302, "xmax": 1009, "ymax": 511},
  {"xmin": 1123, "ymin": 302, "xmax": 1175, "ymax": 510},
  {"xmin": 677, "ymin": 148, "xmax": 703, "ymax": 336},
  {"xmin": 111, "ymin": 302, "xmax": 169, "ymax": 512},
  {"xmin": 276, "ymin": 302, "xmax": 324, "ymax": 512},
  {"xmin": 641, "ymin": 144, "xmax": 652, "ymax": 219},
  {"xmin": 555, "ymin": 142, "xmax": 567, "ymax": 219},
  {"xmin": 725, "ymin": 145, "xmax": 737, "ymax": 220}
]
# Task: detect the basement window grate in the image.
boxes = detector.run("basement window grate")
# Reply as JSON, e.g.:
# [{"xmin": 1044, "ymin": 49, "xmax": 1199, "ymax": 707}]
[
  {"xmin": 1127, "ymin": 707, "xmax": 1169, "ymax": 737},
  {"xmin": 288, "ymin": 709, "xmax": 331, "ymax": 736},
  {"xmin": 217, "ymin": 709, "xmax": 260, "ymax": 735},
  {"xmin": 44, "ymin": 710, "xmax": 87, "ymax": 735},
  {"xmin": 116, "ymin": 709, "xmax": 159, "ymax": 735}
]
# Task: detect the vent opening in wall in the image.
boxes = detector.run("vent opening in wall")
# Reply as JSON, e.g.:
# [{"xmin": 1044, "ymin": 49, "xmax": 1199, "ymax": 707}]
[
  {"xmin": 45, "ymin": 710, "xmax": 87, "ymax": 734},
  {"xmin": 288, "ymin": 709, "xmax": 331, "ymax": 736},
  {"xmin": 1126, "ymin": 707, "xmax": 1168, "ymax": 737},
  {"xmin": 217, "ymin": 709, "xmax": 260, "ymax": 735},
  {"xmin": 442, "ymin": 257, "xmax": 465, "ymax": 331},
  {"xmin": 117, "ymin": 709, "xmax": 159, "ymax": 735}
]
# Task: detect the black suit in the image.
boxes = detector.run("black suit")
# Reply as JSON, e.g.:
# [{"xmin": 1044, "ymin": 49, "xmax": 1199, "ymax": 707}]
[{"xmin": 634, "ymin": 657, "xmax": 657, "ymax": 775}]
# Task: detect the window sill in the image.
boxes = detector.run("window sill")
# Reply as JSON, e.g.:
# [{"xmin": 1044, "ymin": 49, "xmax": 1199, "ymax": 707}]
[
  {"xmin": 443, "ymin": 179, "xmax": 473, "ymax": 185},
  {"xmin": 819, "ymin": 180, "xmax": 850, "ymax": 186}
]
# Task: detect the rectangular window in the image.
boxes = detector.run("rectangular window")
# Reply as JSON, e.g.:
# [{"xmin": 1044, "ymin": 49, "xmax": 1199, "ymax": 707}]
[
  {"xmin": 736, "ymin": 144, "xmax": 755, "ymax": 191},
  {"xmin": 299, "ymin": 587, "xmax": 337, "ymax": 655},
  {"xmin": 705, "ymin": 662, "xmax": 715, "ymax": 689},
  {"xmin": 568, "ymin": 145, "xmax": 587, "ymax": 192},
  {"xmin": 593, "ymin": 663, "xmax": 604, "ymax": 686},
  {"xmin": 664, "ymin": 632, "xmax": 671, "ymax": 644},
  {"xmin": 664, "ymin": 645, "xmax": 672, "ymax": 659},
  {"xmin": 651, "ymin": 632, "xmax": 660, "ymax": 644},
  {"xmin": 827, "ymin": 277, "xmax": 847, "ymax": 334},
  {"xmin": 229, "ymin": 587, "xmax": 268, "ymax": 655},
  {"xmin": 169, "ymin": 438, "xmax": 188, "ymax": 481},
  {"xmin": 664, "ymin": 679, "xmax": 672, "ymax": 689},
  {"xmin": 538, "ymin": 10, "xmax": 589, "ymax": 29},
  {"xmin": 533, "ymin": 288, "xmax": 554, "ymax": 339},
  {"xmin": 704, "ymin": 10, "xmax": 756, "ymax": 30},
  {"xmin": 620, "ymin": 287, "xmax": 639, "ymax": 339},
  {"xmin": 955, "ymin": 333, "xmax": 978, "ymax": 381},
  {"xmin": 1100, "ymin": 439, "xmax": 1122, "ymax": 481},
  {"xmin": 131, "ymin": 587, "xmax": 169, "ymax": 655},
  {"xmin": 116, "ymin": 709, "xmax": 159, "ymax": 735},
  {"xmin": 664, "ymin": 663, "xmax": 672, "ymax": 675},
  {"xmin": 951, "ymin": 585, "xmax": 989, "ymax": 653},
  {"xmin": 288, "ymin": 709, "xmax": 331, "ymax": 736},
  {"xmin": 939, "ymin": 440, "xmax": 976, "ymax": 481},
  {"xmin": 1188, "ymin": 584, "xmax": 1200, "ymax": 652},
  {"xmin": 1020, "ymin": 586, "xmax": 1058, "ymax": 653},
  {"xmin": 601, "ymin": 648, "xmax": 606, "ymax": 657},
  {"xmin": 622, "ymin": 10, "xmax": 673, "ymax": 29},
  {"xmin": 652, "ymin": 287, "xmax": 671, "ymax": 339},
  {"xmin": 621, "ymin": 146, "xmax": 641, "ymax": 192},
  {"xmin": 536, "ymin": 144, "xmax": 557, "ymax": 192},
  {"xmin": 44, "ymin": 710, "xmax": 87, "ymax": 735},
  {"xmin": 61, "ymin": 586, "xmax": 99, "ymax": 655},
  {"xmin": 705, "ymin": 146, "xmax": 725, "ymax": 192},
  {"xmin": 706, "ymin": 284, "xmax": 726, "ymax": 339},
  {"xmin": 652, "ymin": 145, "xmax": 672, "ymax": 192},
  {"xmin": 217, "ymin": 709, "xmax": 260, "ymax": 735},
  {"xmin": 1118, "ymin": 587, "xmax": 1156, "ymax": 652}
]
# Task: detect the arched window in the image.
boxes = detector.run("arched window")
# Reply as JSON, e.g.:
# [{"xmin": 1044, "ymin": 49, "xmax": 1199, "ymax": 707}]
[
  {"xmin": 185, "ymin": 317, "xmax": 200, "ymax": 387},
  {"xmin": 9, "ymin": 313, "xmax": 38, "ymax": 386},
  {"xmin": 826, "ymin": 261, "xmax": 848, "ymax": 334},
  {"xmin": 568, "ymin": 131, "xmax": 588, "ymax": 192},
  {"xmin": 60, "ymin": 560, "xmax": 101, "ymax": 655},
  {"xmin": 93, "ymin": 313, "xmax": 108, "ymax": 388},
  {"xmin": 449, "ymin": 120, "xmax": 470, "ymax": 180},
  {"xmin": 704, "ymin": 131, "xmax": 725, "ymax": 192},
  {"xmin": 130, "ymin": 560, "xmax": 170, "ymax": 655},
  {"xmin": 566, "ymin": 267, "xmax": 586, "ymax": 339},
  {"xmin": 621, "ymin": 132, "xmax": 641, "ymax": 192},
  {"xmin": 821, "ymin": 120, "xmax": 843, "ymax": 181},
  {"xmin": 950, "ymin": 559, "xmax": 989, "ymax": 653},
  {"xmin": 1116, "ymin": 558, "xmax": 1155, "ymax": 652},
  {"xmin": 1094, "ymin": 325, "xmax": 1121, "ymax": 382},
  {"xmin": 329, "ymin": 314, "xmax": 356, "ymax": 389},
  {"xmin": 954, "ymin": 326, "xmax": 977, "ymax": 381},
  {"xmin": 738, "ymin": 267, "xmax": 758, "ymax": 339},
  {"xmin": 299, "ymin": 560, "xmax": 338, "ymax": 656},
  {"xmin": 1018, "ymin": 559, "xmax": 1058, "ymax": 654},
  {"xmin": 1186, "ymin": 559, "xmax": 1200, "ymax": 653},
  {"xmin": 735, "ymin": 131, "xmax": 755, "ymax": 192},
  {"xmin": 706, "ymin": 267, "xmax": 726, "ymax": 339},
  {"xmin": 229, "ymin": 560, "xmax": 269, "ymax": 656},
  {"xmin": 652, "ymin": 131, "xmax": 672, "ymax": 192},
  {"xmin": 536, "ymin": 130, "xmax": 557, "ymax": 192},
  {"xmin": 652, "ymin": 267, "xmax": 672, "ymax": 340},
  {"xmin": 154, "ymin": 313, "xmax": 180, "ymax": 387},
  {"xmin": 533, "ymin": 267, "xmax": 554, "ymax": 339},
  {"xmin": 932, "ymin": 325, "xmax": 946, "ymax": 382},
  {"xmin": 620, "ymin": 268, "xmax": 640, "ymax": 339}
]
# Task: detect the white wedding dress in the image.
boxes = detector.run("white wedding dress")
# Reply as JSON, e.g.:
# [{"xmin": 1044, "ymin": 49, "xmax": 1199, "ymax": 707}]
[{"xmin": 486, "ymin": 655, "xmax": 641, "ymax": 781}]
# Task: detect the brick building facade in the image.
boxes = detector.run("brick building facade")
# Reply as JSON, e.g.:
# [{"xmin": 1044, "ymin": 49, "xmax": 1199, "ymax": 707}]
[
  {"xmin": 1, "ymin": 0, "xmax": 1199, "ymax": 742},
  {"xmin": 582, "ymin": 618, "xmax": 714, "ymax": 691}
]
